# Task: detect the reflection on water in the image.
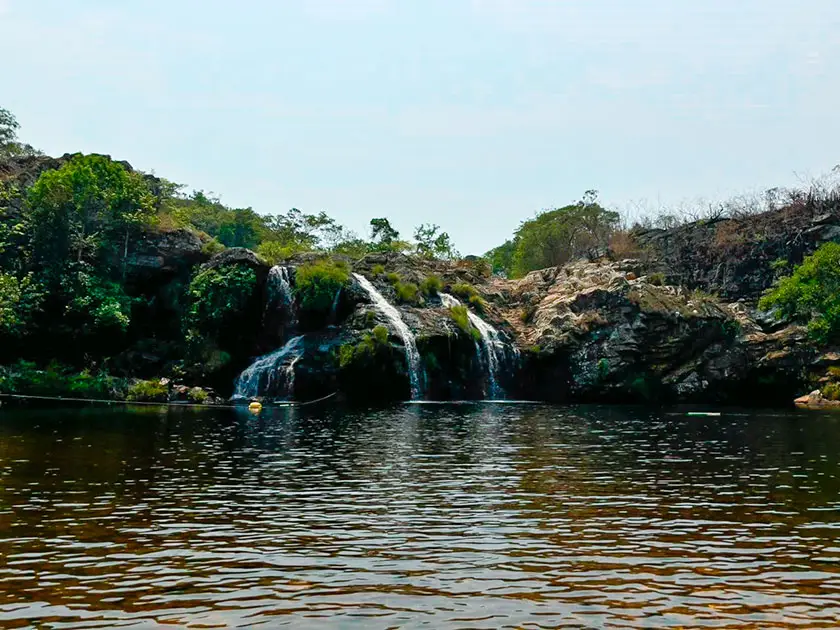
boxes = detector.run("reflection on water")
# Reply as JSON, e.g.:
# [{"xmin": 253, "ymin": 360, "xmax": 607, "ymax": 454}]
[{"xmin": 1, "ymin": 404, "xmax": 839, "ymax": 628}]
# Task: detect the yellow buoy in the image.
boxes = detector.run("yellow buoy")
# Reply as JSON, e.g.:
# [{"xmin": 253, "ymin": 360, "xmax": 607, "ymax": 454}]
[{"xmin": 248, "ymin": 401, "xmax": 262, "ymax": 413}]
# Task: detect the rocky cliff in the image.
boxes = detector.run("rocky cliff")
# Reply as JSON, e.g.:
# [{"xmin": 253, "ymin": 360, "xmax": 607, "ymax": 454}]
[{"xmin": 220, "ymin": 250, "xmax": 816, "ymax": 406}]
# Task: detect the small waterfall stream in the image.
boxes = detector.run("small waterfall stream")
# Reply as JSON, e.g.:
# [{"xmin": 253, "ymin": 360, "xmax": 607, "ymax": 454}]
[
  {"xmin": 232, "ymin": 335, "xmax": 306, "ymax": 401},
  {"xmin": 267, "ymin": 265, "xmax": 296, "ymax": 325},
  {"xmin": 353, "ymin": 273, "xmax": 423, "ymax": 399},
  {"xmin": 267, "ymin": 266, "xmax": 294, "ymax": 305},
  {"xmin": 441, "ymin": 293, "xmax": 509, "ymax": 399}
]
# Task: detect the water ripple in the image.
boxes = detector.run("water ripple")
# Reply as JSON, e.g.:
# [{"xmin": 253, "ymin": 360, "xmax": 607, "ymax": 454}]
[{"xmin": 1, "ymin": 405, "xmax": 839, "ymax": 628}]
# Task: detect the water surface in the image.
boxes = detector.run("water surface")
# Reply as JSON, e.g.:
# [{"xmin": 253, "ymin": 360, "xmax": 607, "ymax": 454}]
[{"xmin": 1, "ymin": 404, "xmax": 839, "ymax": 628}]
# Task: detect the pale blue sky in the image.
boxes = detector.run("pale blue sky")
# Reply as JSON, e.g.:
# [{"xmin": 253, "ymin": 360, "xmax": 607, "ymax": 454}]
[{"xmin": 1, "ymin": 1, "xmax": 838, "ymax": 254}]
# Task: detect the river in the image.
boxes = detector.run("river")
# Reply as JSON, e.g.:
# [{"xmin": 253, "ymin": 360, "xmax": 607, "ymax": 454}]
[{"xmin": 1, "ymin": 404, "xmax": 839, "ymax": 628}]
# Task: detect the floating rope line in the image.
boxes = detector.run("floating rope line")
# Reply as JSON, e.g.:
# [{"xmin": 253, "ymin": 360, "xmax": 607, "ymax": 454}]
[{"xmin": 0, "ymin": 391, "xmax": 339, "ymax": 409}]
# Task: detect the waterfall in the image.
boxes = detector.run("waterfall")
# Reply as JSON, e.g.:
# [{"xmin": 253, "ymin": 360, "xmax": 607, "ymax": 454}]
[
  {"xmin": 352, "ymin": 273, "xmax": 422, "ymax": 399},
  {"xmin": 267, "ymin": 266, "xmax": 294, "ymax": 305},
  {"xmin": 232, "ymin": 336, "xmax": 306, "ymax": 401},
  {"xmin": 441, "ymin": 293, "xmax": 508, "ymax": 399}
]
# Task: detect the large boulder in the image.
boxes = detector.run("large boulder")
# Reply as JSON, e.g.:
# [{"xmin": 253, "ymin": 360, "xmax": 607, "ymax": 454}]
[{"xmin": 498, "ymin": 261, "xmax": 811, "ymax": 404}]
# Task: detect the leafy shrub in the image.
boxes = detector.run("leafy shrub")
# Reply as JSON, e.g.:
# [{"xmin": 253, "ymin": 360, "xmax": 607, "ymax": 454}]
[
  {"xmin": 448, "ymin": 305, "xmax": 480, "ymax": 341},
  {"xmin": 648, "ymin": 272, "xmax": 665, "ymax": 286},
  {"xmin": 64, "ymin": 271, "xmax": 133, "ymax": 336},
  {"xmin": 450, "ymin": 282, "xmax": 478, "ymax": 301},
  {"xmin": 294, "ymin": 258, "xmax": 350, "ymax": 313},
  {"xmin": 770, "ymin": 258, "xmax": 789, "ymax": 272},
  {"xmin": 420, "ymin": 275, "xmax": 443, "ymax": 296},
  {"xmin": 509, "ymin": 195, "xmax": 619, "ymax": 277},
  {"xmin": 468, "ymin": 294, "xmax": 486, "ymax": 312},
  {"xmin": 0, "ymin": 361, "xmax": 124, "ymax": 399},
  {"xmin": 395, "ymin": 282, "xmax": 420, "ymax": 304},
  {"xmin": 823, "ymin": 382, "xmax": 840, "ymax": 401},
  {"xmin": 188, "ymin": 387, "xmax": 209, "ymax": 403},
  {"xmin": 371, "ymin": 264, "xmax": 385, "ymax": 276},
  {"xmin": 465, "ymin": 257, "xmax": 492, "ymax": 278},
  {"xmin": 0, "ymin": 272, "xmax": 42, "ymax": 338},
  {"xmin": 385, "ymin": 272, "xmax": 401, "ymax": 284},
  {"xmin": 339, "ymin": 325, "xmax": 390, "ymax": 368},
  {"xmin": 257, "ymin": 240, "xmax": 308, "ymax": 265},
  {"xmin": 371, "ymin": 324, "xmax": 388, "ymax": 344},
  {"xmin": 759, "ymin": 242, "xmax": 840, "ymax": 344},
  {"xmin": 186, "ymin": 264, "xmax": 258, "ymax": 337},
  {"xmin": 127, "ymin": 379, "xmax": 169, "ymax": 402},
  {"xmin": 201, "ymin": 238, "xmax": 226, "ymax": 257}
]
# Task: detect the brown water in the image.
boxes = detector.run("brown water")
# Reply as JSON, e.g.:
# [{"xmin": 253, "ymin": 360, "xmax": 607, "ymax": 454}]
[{"xmin": 1, "ymin": 404, "xmax": 839, "ymax": 628}]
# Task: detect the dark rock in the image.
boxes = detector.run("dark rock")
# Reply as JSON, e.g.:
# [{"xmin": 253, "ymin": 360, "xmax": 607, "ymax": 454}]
[{"xmin": 203, "ymin": 247, "xmax": 269, "ymax": 272}]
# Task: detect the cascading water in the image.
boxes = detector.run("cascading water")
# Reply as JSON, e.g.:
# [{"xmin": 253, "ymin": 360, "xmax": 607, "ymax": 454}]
[
  {"xmin": 267, "ymin": 266, "xmax": 294, "ymax": 305},
  {"xmin": 352, "ymin": 273, "xmax": 422, "ymax": 399},
  {"xmin": 441, "ymin": 293, "xmax": 509, "ymax": 399},
  {"xmin": 267, "ymin": 266, "xmax": 296, "ymax": 323},
  {"xmin": 232, "ymin": 335, "xmax": 306, "ymax": 401}
]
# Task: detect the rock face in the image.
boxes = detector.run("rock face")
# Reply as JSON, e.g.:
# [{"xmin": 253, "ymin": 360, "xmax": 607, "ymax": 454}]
[
  {"xmin": 632, "ymin": 196, "xmax": 840, "ymax": 301},
  {"xmin": 487, "ymin": 261, "xmax": 809, "ymax": 404},
  {"xmin": 230, "ymin": 255, "xmax": 814, "ymax": 406}
]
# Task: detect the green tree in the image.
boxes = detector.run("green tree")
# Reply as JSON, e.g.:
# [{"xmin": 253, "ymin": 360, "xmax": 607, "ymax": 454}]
[
  {"xmin": 294, "ymin": 258, "xmax": 350, "ymax": 313},
  {"xmin": 185, "ymin": 264, "xmax": 258, "ymax": 339},
  {"xmin": 0, "ymin": 272, "xmax": 42, "ymax": 338},
  {"xmin": 759, "ymin": 242, "xmax": 840, "ymax": 343},
  {"xmin": 0, "ymin": 108, "xmax": 19, "ymax": 150},
  {"xmin": 216, "ymin": 207, "xmax": 263, "ymax": 249},
  {"xmin": 413, "ymin": 223, "xmax": 456, "ymax": 259},
  {"xmin": 62, "ymin": 270, "xmax": 133, "ymax": 337},
  {"xmin": 509, "ymin": 192, "xmax": 618, "ymax": 277},
  {"xmin": 485, "ymin": 240, "xmax": 516, "ymax": 276},
  {"xmin": 26, "ymin": 154, "xmax": 156, "ymax": 281},
  {"xmin": 370, "ymin": 217, "xmax": 400, "ymax": 250},
  {"xmin": 0, "ymin": 107, "xmax": 41, "ymax": 157}
]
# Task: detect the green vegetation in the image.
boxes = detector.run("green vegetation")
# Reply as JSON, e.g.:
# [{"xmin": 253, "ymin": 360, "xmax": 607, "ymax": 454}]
[
  {"xmin": 126, "ymin": 379, "xmax": 169, "ymax": 402},
  {"xmin": 0, "ymin": 108, "xmax": 40, "ymax": 157},
  {"xmin": 420, "ymin": 275, "xmax": 443, "ymax": 296},
  {"xmin": 385, "ymin": 272, "xmax": 401, "ymax": 284},
  {"xmin": 450, "ymin": 282, "xmax": 486, "ymax": 311},
  {"xmin": 339, "ymin": 325, "xmax": 390, "ymax": 368},
  {"xmin": 27, "ymin": 154, "xmax": 156, "ymax": 282},
  {"xmin": 822, "ymin": 382, "xmax": 840, "ymax": 401},
  {"xmin": 485, "ymin": 191, "xmax": 619, "ymax": 278},
  {"xmin": 759, "ymin": 242, "xmax": 840, "ymax": 344},
  {"xmin": 185, "ymin": 265, "xmax": 258, "ymax": 338},
  {"xmin": 448, "ymin": 305, "xmax": 481, "ymax": 341},
  {"xmin": 294, "ymin": 258, "xmax": 350, "ymax": 313},
  {"xmin": 414, "ymin": 224, "xmax": 457, "ymax": 259},
  {"xmin": 0, "ymin": 361, "xmax": 124, "ymax": 399},
  {"xmin": 188, "ymin": 387, "xmax": 209, "ymax": 403},
  {"xmin": 371, "ymin": 264, "xmax": 385, "ymax": 276},
  {"xmin": 770, "ymin": 258, "xmax": 789, "ymax": 273},
  {"xmin": 648, "ymin": 272, "xmax": 665, "ymax": 286},
  {"xmin": 0, "ymin": 273, "xmax": 42, "ymax": 338},
  {"xmin": 394, "ymin": 282, "xmax": 420, "ymax": 304}
]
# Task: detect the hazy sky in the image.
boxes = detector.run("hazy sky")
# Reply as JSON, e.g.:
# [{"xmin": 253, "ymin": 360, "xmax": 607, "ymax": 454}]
[{"xmin": 2, "ymin": 1, "xmax": 838, "ymax": 254}]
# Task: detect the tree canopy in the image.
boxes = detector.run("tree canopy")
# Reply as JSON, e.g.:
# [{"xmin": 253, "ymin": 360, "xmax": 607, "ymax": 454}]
[{"xmin": 486, "ymin": 192, "xmax": 619, "ymax": 278}]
